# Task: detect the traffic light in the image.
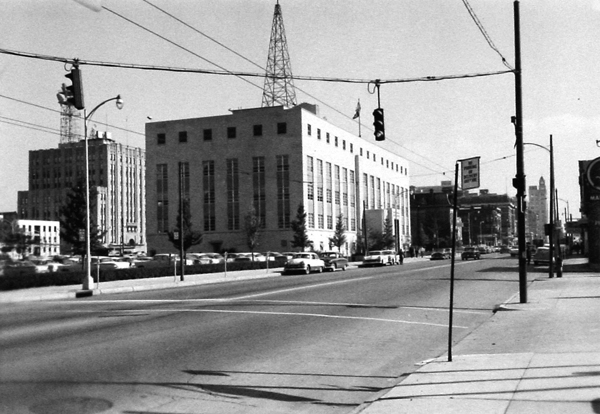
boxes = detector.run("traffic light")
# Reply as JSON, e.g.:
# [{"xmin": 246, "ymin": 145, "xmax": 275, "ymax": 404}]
[
  {"xmin": 373, "ymin": 107, "xmax": 385, "ymax": 141},
  {"xmin": 59, "ymin": 66, "xmax": 85, "ymax": 110}
]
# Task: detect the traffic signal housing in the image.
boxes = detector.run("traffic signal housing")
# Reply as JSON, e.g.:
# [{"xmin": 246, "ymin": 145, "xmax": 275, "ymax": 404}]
[
  {"xmin": 63, "ymin": 66, "xmax": 85, "ymax": 110},
  {"xmin": 373, "ymin": 107, "xmax": 385, "ymax": 141}
]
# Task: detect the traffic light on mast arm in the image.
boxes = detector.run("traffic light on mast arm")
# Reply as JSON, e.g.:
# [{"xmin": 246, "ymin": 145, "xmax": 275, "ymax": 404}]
[
  {"xmin": 57, "ymin": 65, "xmax": 85, "ymax": 110},
  {"xmin": 373, "ymin": 107, "xmax": 385, "ymax": 141}
]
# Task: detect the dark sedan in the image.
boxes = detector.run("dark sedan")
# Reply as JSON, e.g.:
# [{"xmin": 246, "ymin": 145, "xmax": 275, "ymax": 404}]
[
  {"xmin": 461, "ymin": 247, "xmax": 481, "ymax": 261},
  {"xmin": 319, "ymin": 252, "xmax": 348, "ymax": 271}
]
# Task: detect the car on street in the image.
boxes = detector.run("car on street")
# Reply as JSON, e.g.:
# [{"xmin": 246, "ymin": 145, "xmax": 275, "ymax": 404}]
[
  {"xmin": 461, "ymin": 247, "xmax": 481, "ymax": 261},
  {"xmin": 282, "ymin": 252, "xmax": 325, "ymax": 275},
  {"xmin": 430, "ymin": 249, "xmax": 451, "ymax": 260},
  {"xmin": 362, "ymin": 250, "xmax": 398, "ymax": 266},
  {"xmin": 319, "ymin": 251, "xmax": 348, "ymax": 271},
  {"xmin": 532, "ymin": 246, "xmax": 564, "ymax": 266}
]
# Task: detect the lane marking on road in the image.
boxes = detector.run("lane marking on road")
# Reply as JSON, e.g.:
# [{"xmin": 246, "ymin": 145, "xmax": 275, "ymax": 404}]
[
  {"xmin": 62, "ymin": 298, "xmax": 488, "ymax": 315},
  {"xmin": 50, "ymin": 307, "xmax": 469, "ymax": 328}
]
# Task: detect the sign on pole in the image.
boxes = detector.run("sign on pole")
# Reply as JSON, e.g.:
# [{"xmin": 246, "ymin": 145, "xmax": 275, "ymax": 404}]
[{"xmin": 461, "ymin": 157, "xmax": 481, "ymax": 190}]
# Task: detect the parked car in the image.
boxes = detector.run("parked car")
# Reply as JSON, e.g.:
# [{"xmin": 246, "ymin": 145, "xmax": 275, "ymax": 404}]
[
  {"xmin": 319, "ymin": 251, "xmax": 349, "ymax": 271},
  {"xmin": 188, "ymin": 253, "xmax": 224, "ymax": 264},
  {"xmin": 500, "ymin": 245, "xmax": 512, "ymax": 254},
  {"xmin": 282, "ymin": 252, "xmax": 325, "ymax": 275},
  {"xmin": 461, "ymin": 247, "xmax": 481, "ymax": 261},
  {"xmin": 281, "ymin": 252, "xmax": 297, "ymax": 261},
  {"xmin": 430, "ymin": 250, "xmax": 451, "ymax": 260},
  {"xmin": 532, "ymin": 246, "xmax": 564, "ymax": 266},
  {"xmin": 186, "ymin": 253, "xmax": 213, "ymax": 265},
  {"xmin": 4, "ymin": 260, "xmax": 38, "ymax": 276},
  {"xmin": 91, "ymin": 257, "xmax": 132, "ymax": 270},
  {"xmin": 362, "ymin": 250, "xmax": 399, "ymax": 266}
]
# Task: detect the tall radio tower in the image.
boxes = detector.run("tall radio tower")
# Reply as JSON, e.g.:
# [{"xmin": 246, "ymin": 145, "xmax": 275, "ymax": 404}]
[{"xmin": 262, "ymin": 1, "xmax": 297, "ymax": 108}]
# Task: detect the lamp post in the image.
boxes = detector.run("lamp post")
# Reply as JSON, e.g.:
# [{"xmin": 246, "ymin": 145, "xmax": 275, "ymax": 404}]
[
  {"xmin": 524, "ymin": 135, "xmax": 556, "ymax": 278},
  {"xmin": 82, "ymin": 95, "xmax": 123, "ymax": 291}
]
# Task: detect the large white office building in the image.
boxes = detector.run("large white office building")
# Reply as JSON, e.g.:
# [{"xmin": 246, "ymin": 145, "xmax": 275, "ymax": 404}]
[{"xmin": 145, "ymin": 103, "xmax": 411, "ymax": 256}]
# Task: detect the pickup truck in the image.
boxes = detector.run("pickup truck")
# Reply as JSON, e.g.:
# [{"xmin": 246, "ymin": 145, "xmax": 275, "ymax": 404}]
[
  {"xmin": 282, "ymin": 252, "xmax": 325, "ymax": 275},
  {"xmin": 319, "ymin": 251, "xmax": 349, "ymax": 271}
]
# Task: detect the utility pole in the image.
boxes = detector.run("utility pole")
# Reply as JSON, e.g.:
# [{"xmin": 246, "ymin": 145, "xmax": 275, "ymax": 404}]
[{"xmin": 513, "ymin": 0, "xmax": 527, "ymax": 303}]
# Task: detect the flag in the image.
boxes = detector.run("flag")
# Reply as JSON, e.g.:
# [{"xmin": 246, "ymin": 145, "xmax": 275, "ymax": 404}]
[
  {"xmin": 461, "ymin": 157, "xmax": 480, "ymax": 190},
  {"xmin": 352, "ymin": 100, "xmax": 361, "ymax": 119}
]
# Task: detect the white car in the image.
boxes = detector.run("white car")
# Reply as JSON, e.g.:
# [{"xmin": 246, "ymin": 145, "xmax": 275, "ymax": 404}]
[
  {"xmin": 187, "ymin": 253, "xmax": 224, "ymax": 264},
  {"xmin": 362, "ymin": 250, "xmax": 399, "ymax": 267},
  {"xmin": 282, "ymin": 252, "xmax": 325, "ymax": 275},
  {"xmin": 91, "ymin": 257, "xmax": 132, "ymax": 270}
]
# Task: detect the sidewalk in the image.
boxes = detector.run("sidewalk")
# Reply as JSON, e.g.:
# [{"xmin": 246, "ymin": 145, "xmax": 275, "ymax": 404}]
[{"xmin": 354, "ymin": 257, "xmax": 600, "ymax": 414}]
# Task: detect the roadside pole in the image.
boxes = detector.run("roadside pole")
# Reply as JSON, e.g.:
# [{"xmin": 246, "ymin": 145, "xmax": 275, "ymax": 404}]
[{"xmin": 448, "ymin": 163, "xmax": 459, "ymax": 362}]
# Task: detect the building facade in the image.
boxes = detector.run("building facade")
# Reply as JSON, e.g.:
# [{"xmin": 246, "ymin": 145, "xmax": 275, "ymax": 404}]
[
  {"xmin": 145, "ymin": 103, "xmax": 411, "ymax": 256},
  {"xmin": 17, "ymin": 132, "xmax": 146, "ymax": 253},
  {"xmin": 528, "ymin": 176, "xmax": 548, "ymax": 241},
  {"xmin": 411, "ymin": 182, "xmax": 517, "ymax": 249}
]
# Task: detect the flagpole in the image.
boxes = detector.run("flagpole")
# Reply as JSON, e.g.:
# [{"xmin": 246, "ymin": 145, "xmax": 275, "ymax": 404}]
[{"xmin": 358, "ymin": 112, "xmax": 361, "ymax": 137}]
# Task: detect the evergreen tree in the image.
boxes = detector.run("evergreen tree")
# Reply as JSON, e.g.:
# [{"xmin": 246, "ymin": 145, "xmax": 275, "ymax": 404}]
[
  {"xmin": 290, "ymin": 204, "xmax": 312, "ymax": 251},
  {"xmin": 368, "ymin": 229, "xmax": 384, "ymax": 250},
  {"xmin": 329, "ymin": 214, "xmax": 347, "ymax": 252},
  {"xmin": 168, "ymin": 199, "xmax": 202, "ymax": 253},
  {"xmin": 381, "ymin": 216, "xmax": 396, "ymax": 249},
  {"xmin": 59, "ymin": 180, "xmax": 104, "ymax": 258}
]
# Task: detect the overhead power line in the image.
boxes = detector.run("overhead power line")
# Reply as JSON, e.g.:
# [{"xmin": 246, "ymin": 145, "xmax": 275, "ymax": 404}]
[
  {"xmin": 0, "ymin": 94, "xmax": 144, "ymax": 137},
  {"xmin": 0, "ymin": 48, "xmax": 513, "ymax": 85},
  {"xmin": 461, "ymin": 0, "xmax": 514, "ymax": 70}
]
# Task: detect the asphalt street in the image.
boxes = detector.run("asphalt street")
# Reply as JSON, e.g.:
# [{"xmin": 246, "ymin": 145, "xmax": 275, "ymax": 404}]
[{"xmin": 0, "ymin": 256, "xmax": 528, "ymax": 414}]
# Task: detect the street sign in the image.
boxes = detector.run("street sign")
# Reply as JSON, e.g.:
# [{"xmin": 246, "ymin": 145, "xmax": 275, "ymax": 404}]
[
  {"xmin": 586, "ymin": 157, "xmax": 600, "ymax": 192},
  {"xmin": 461, "ymin": 157, "xmax": 480, "ymax": 190}
]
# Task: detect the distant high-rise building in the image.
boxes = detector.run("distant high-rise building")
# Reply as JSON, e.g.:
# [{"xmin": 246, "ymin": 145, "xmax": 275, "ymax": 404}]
[
  {"xmin": 528, "ymin": 176, "xmax": 548, "ymax": 240},
  {"xmin": 18, "ymin": 132, "xmax": 146, "ymax": 254}
]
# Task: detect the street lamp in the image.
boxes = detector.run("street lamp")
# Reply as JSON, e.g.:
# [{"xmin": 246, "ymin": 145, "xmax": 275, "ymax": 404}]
[
  {"xmin": 82, "ymin": 95, "xmax": 123, "ymax": 291},
  {"xmin": 524, "ymin": 135, "xmax": 560, "ymax": 278}
]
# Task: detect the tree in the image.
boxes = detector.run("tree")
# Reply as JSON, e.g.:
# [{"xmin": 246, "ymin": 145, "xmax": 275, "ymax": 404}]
[
  {"xmin": 368, "ymin": 229, "xmax": 384, "ymax": 250},
  {"xmin": 244, "ymin": 205, "xmax": 261, "ymax": 260},
  {"xmin": 59, "ymin": 180, "xmax": 104, "ymax": 258},
  {"xmin": 290, "ymin": 204, "xmax": 312, "ymax": 251},
  {"xmin": 168, "ymin": 199, "xmax": 202, "ymax": 254},
  {"xmin": 329, "ymin": 214, "xmax": 347, "ymax": 252},
  {"xmin": 368, "ymin": 217, "xmax": 395, "ymax": 251},
  {"xmin": 0, "ymin": 224, "xmax": 35, "ymax": 259},
  {"xmin": 381, "ymin": 216, "xmax": 396, "ymax": 249}
]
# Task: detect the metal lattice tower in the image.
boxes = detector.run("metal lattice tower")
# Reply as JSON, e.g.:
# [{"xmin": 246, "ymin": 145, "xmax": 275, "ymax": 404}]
[
  {"xmin": 262, "ymin": 1, "xmax": 297, "ymax": 108},
  {"xmin": 59, "ymin": 104, "xmax": 81, "ymax": 144}
]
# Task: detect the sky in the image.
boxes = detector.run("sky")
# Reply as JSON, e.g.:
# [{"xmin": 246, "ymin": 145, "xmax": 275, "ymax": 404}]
[{"xmin": 2, "ymin": 0, "xmax": 600, "ymax": 222}]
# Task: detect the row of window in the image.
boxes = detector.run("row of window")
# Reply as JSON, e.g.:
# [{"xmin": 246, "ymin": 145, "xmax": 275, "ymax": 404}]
[
  {"xmin": 155, "ymin": 155, "xmax": 291, "ymax": 234},
  {"xmin": 306, "ymin": 123, "xmax": 408, "ymax": 175},
  {"xmin": 156, "ymin": 122, "xmax": 288, "ymax": 145}
]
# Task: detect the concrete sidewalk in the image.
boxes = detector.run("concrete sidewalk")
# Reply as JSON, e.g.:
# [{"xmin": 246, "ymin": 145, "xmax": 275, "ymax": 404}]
[{"xmin": 354, "ymin": 257, "xmax": 600, "ymax": 414}]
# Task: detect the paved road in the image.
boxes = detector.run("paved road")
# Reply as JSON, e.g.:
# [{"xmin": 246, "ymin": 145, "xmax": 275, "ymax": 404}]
[{"xmin": 0, "ymin": 255, "xmax": 529, "ymax": 414}]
